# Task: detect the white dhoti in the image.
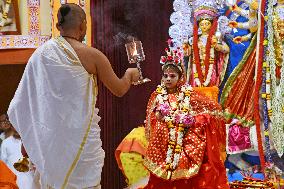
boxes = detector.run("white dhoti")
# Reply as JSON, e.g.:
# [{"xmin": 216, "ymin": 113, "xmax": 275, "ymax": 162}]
[{"xmin": 8, "ymin": 37, "xmax": 105, "ymax": 189}]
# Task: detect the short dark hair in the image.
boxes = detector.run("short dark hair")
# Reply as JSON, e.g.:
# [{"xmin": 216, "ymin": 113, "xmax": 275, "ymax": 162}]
[{"xmin": 57, "ymin": 3, "xmax": 86, "ymax": 30}]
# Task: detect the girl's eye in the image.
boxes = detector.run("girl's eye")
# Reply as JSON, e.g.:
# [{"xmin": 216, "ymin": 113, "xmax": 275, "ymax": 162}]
[
  {"xmin": 163, "ymin": 74, "xmax": 168, "ymax": 78},
  {"xmin": 170, "ymin": 74, "xmax": 177, "ymax": 78}
]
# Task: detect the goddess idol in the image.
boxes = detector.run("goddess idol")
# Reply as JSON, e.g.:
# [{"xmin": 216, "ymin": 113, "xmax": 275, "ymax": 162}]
[{"xmin": 182, "ymin": 0, "xmax": 230, "ymax": 101}]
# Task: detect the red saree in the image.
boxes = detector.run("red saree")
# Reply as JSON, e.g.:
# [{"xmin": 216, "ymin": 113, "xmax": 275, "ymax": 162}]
[
  {"xmin": 220, "ymin": 36, "xmax": 257, "ymax": 126},
  {"xmin": 143, "ymin": 88, "xmax": 229, "ymax": 189}
]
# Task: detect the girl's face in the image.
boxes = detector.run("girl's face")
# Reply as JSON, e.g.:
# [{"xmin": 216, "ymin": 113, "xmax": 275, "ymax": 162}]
[{"xmin": 162, "ymin": 68, "xmax": 179, "ymax": 90}]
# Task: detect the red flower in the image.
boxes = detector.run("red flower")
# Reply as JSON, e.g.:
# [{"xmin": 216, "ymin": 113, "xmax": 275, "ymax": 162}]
[
  {"xmin": 167, "ymin": 56, "xmax": 173, "ymax": 61},
  {"xmin": 161, "ymin": 56, "xmax": 167, "ymax": 62}
]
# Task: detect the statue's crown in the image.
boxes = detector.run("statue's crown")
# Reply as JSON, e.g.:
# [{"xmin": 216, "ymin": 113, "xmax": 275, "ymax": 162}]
[{"xmin": 191, "ymin": 0, "xmax": 218, "ymax": 21}]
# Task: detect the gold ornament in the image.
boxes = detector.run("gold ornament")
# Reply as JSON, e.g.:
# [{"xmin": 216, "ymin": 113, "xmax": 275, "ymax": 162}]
[{"xmin": 13, "ymin": 157, "xmax": 30, "ymax": 172}]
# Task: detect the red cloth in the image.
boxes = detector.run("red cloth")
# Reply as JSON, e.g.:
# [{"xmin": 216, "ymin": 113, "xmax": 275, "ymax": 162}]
[
  {"xmin": 144, "ymin": 162, "xmax": 229, "ymax": 189},
  {"xmin": 223, "ymin": 48, "xmax": 256, "ymax": 122},
  {"xmin": 143, "ymin": 88, "xmax": 229, "ymax": 189}
]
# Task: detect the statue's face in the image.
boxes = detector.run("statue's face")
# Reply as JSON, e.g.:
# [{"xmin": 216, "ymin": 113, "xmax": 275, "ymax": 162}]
[{"xmin": 199, "ymin": 19, "xmax": 212, "ymax": 33}]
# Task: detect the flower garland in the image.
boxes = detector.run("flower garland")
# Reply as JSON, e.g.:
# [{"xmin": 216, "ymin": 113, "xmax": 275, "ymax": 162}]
[
  {"xmin": 267, "ymin": 0, "xmax": 284, "ymax": 157},
  {"xmin": 155, "ymin": 84, "xmax": 195, "ymax": 178},
  {"xmin": 259, "ymin": 0, "xmax": 272, "ymax": 163},
  {"xmin": 192, "ymin": 49, "xmax": 215, "ymax": 87},
  {"xmin": 192, "ymin": 18, "xmax": 217, "ymax": 87},
  {"xmin": 262, "ymin": 63, "xmax": 272, "ymax": 163}
]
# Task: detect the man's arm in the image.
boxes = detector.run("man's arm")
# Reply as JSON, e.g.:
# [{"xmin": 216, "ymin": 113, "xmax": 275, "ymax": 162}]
[{"xmin": 84, "ymin": 48, "xmax": 139, "ymax": 97}]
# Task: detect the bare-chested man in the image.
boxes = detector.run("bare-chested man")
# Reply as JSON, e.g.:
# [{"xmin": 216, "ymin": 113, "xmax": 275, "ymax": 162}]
[{"xmin": 8, "ymin": 3, "xmax": 140, "ymax": 189}]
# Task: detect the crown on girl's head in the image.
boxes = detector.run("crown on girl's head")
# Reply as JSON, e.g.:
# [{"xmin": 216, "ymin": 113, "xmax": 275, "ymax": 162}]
[{"xmin": 160, "ymin": 39, "xmax": 183, "ymax": 70}]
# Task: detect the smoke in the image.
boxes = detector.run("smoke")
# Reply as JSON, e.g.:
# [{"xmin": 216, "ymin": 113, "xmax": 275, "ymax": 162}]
[
  {"xmin": 92, "ymin": 0, "xmax": 172, "ymax": 50},
  {"xmin": 110, "ymin": 0, "xmax": 146, "ymax": 47},
  {"xmin": 92, "ymin": 1, "xmax": 143, "ymax": 49},
  {"xmin": 111, "ymin": 0, "xmax": 172, "ymax": 41},
  {"xmin": 113, "ymin": 32, "xmax": 139, "ymax": 46}
]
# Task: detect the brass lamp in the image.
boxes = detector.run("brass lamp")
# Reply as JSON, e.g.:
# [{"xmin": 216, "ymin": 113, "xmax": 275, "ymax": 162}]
[
  {"xmin": 13, "ymin": 157, "xmax": 30, "ymax": 172},
  {"xmin": 125, "ymin": 40, "xmax": 150, "ymax": 85}
]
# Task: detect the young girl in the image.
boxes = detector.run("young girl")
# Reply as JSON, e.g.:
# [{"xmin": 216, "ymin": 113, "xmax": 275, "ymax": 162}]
[{"xmin": 142, "ymin": 50, "xmax": 229, "ymax": 189}]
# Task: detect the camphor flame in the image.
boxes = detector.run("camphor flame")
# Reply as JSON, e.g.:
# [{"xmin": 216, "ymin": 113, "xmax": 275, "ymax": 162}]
[{"xmin": 132, "ymin": 39, "xmax": 138, "ymax": 56}]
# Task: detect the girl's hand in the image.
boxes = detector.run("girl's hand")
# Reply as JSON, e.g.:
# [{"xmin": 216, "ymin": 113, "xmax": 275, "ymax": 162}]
[{"xmin": 155, "ymin": 111, "xmax": 163, "ymax": 121}]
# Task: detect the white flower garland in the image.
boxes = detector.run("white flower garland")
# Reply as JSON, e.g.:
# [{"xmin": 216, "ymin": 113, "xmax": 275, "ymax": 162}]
[
  {"xmin": 156, "ymin": 84, "xmax": 194, "ymax": 173},
  {"xmin": 267, "ymin": 0, "xmax": 284, "ymax": 157}
]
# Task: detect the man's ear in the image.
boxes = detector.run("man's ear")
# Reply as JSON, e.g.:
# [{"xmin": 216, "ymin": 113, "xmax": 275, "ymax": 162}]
[{"xmin": 79, "ymin": 22, "xmax": 85, "ymax": 32}]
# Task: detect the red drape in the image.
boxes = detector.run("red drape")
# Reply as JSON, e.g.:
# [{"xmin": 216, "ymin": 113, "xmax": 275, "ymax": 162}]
[{"xmin": 91, "ymin": 1, "xmax": 173, "ymax": 188}]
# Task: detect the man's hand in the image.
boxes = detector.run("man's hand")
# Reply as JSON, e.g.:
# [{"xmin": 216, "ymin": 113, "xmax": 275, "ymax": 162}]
[{"xmin": 126, "ymin": 68, "xmax": 140, "ymax": 84}]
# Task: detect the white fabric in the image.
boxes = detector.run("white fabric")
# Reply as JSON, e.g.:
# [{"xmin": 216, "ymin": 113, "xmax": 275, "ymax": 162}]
[
  {"xmin": 1, "ymin": 136, "xmax": 22, "ymax": 173},
  {"xmin": 1, "ymin": 136, "xmax": 34, "ymax": 189},
  {"xmin": 0, "ymin": 132, "xmax": 5, "ymax": 157},
  {"xmin": 8, "ymin": 37, "xmax": 104, "ymax": 189},
  {"xmin": 66, "ymin": 120, "xmax": 105, "ymax": 188},
  {"xmin": 0, "ymin": 132, "xmax": 5, "ymax": 141}
]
